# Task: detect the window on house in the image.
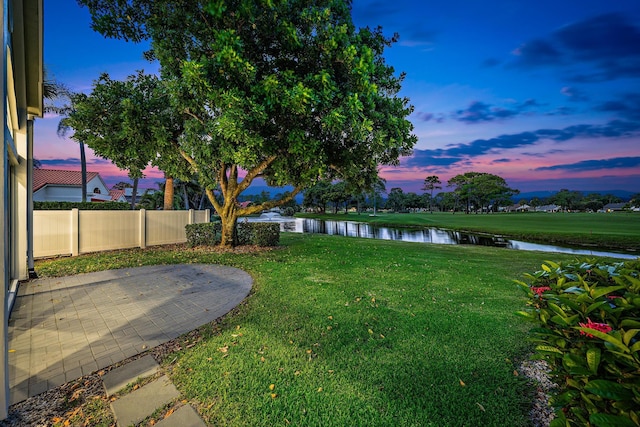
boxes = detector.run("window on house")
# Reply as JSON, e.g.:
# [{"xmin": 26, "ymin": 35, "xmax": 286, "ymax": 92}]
[{"xmin": 93, "ymin": 188, "xmax": 101, "ymax": 194}]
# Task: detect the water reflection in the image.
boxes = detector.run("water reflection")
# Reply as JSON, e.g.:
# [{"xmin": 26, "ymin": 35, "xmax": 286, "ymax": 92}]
[{"xmin": 278, "ymin": 218, "xmax": 637, "ymax": 260}]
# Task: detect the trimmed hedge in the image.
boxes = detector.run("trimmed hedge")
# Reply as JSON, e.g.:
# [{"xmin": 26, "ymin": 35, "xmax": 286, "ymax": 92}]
[
  {"xmin": 35, "ymin": 201, "xmax": 130, "ymax": 210},
  {"xmin": 185, "ymin": 221, "xmax": 280, "ymax": 247},
  {"xmin": 516, "ymin": 259, "xmax": 640, "ymax": 427},
  {"xmin": 237, "ymin": 222, "xmax": 280, "ymax": 246},
  {"xmin": 185, "ymin": 223, "xmax": 221, "ymax": 247}
]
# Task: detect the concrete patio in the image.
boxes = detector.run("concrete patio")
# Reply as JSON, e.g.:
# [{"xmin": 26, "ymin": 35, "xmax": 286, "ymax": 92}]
[{"xmin": 7, "ymin": 264, "xmax": 252, "ymax": 405}]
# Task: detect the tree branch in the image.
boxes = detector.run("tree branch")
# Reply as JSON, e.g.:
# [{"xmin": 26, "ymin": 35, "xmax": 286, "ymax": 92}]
[
  {"xmin": 238, "ymin": 186, "xmax": 303, "ymax": 216},
  {"xmin": 237, "ymin": 155, "xmax": 277, "ymax": 194}
]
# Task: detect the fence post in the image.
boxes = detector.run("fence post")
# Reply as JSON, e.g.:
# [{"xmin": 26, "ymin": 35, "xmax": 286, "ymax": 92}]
[
  {"xmin": 139, "ymin": 209, "xmax": 146, "ymax": 249},
  {"xmin": 205, "ymin": 209, "xmax": 210, "ymax": 223},
  {"xmin": 188, "ymin": 209, "xmax": 195, "ymax": 225},
  {"xmin": 71, "ymin": 208, "xmax": 79, "ymax": 256}
]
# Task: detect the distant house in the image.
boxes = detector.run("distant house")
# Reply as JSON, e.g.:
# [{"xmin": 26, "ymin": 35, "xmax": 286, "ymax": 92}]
[
  {"xmin": 602, "ymin": 202, "xmax": 627, "ymax": 212},
  {"xmin": 535, "ymin": 204, "xmax": 559, "ymax": 213},
  {"xmin": 33, "ymin": 169, "xmax": 126, "ymax": 202}
]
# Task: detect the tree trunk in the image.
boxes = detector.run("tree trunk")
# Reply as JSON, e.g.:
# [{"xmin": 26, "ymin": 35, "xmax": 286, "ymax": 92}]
[
  {"xmin": 130, "ymin": 177, "xmax": 139, "ymax": 210},
  {"xmin": 182, "ymin": 182, "xmax": 190, "ymax": 210},
  {"xmin": 218, "ymin": 196, "xmax": 238, "ymax": 247},
  {"xmin": 219, "ymin": 212, "xmax": 238, "ymax": 248},
  {"xmin": 164, "ymin": 175, "xmax": 174, "ymax": 210},
  {"xmin": 80, "ymin": 142, "xmax": 87, "ymax": 202}
]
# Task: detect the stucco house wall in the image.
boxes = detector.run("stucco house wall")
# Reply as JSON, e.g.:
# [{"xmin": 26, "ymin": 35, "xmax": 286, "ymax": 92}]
[{"xmin": 1, "ymin": 0, "xmax": 43, "ymax": 418}]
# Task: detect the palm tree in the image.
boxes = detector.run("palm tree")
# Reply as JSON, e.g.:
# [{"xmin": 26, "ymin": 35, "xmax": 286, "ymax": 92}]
[
  {"xmin": 55, "ymin": 94, "xmax": 88, "ymax": 202},
  {"xmin": 43, "ymin": 67, "xmax": 88, "ymax": 202}
]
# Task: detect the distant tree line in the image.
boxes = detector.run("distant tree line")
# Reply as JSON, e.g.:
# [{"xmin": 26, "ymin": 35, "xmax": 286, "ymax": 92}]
[
  {"xmin": 298, "ymin": 174, "xmax": 639, "ymax": 214},
  {"xmin": 525, "ymin": 189, "xmax": 639, "ymax": 212}
]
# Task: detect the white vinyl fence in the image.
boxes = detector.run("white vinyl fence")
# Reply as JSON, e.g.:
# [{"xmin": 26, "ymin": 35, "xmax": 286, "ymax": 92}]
[{"xmin": 33, "ymin": 209, "xmax": 210, "ymax": 258}]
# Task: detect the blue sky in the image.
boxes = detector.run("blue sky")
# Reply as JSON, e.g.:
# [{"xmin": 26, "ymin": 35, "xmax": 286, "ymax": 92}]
[{"xmin": 37, "ymin": 0, "xmax": 640, "ymax": 195}]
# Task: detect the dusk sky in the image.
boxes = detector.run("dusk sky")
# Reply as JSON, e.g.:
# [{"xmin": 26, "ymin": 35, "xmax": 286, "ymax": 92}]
[{"xmin": 38, "ymin": 0, "xmax": 640, "ymax": 195}]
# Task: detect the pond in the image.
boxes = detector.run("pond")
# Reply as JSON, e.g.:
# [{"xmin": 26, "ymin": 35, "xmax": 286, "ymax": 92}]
[{"xmin": 244, "ymin": 216, "xmax": 637, "ymax": 260}]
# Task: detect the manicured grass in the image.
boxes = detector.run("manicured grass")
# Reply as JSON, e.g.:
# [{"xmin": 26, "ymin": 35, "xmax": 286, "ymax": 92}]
[
  {"xmin": 35, "ymin": 234, "xmax": 588, "ymax": 426},
  {"xmin": 297, "ymin": 211, "xmax": 640, "ymax": 251}
]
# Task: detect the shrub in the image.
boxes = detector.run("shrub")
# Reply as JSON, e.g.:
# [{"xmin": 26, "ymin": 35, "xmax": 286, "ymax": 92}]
[
  {"xmin": 35, "ymin": 201, "xmax": 130, "ymax": 210},
  {"xmin": 185, "ymin": 223, "xmax": 221, "ymax": 247},
  {"xmin": 516, "ymin": 259, "xmax": 640, "ymax": 427},
  {"xmin": 237, "ymin": 222, "xmax": 280, "ymax": 247},
  {"xmin": 282, "ymin": 206, "xmax": 295, "ymax": 216},
  {"xmin": 185, "ymin": 222, "xmax": 279, "ymax": 247}
]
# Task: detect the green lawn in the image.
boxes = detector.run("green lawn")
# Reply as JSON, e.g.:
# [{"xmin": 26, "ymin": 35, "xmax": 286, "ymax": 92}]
[
  {"xmin": 36, "ymin": 233, "xmax": 591, "ymax": 426},
  {"xmin": 297, "ymin": 211, "xmax": 640, "ymax": 251}
]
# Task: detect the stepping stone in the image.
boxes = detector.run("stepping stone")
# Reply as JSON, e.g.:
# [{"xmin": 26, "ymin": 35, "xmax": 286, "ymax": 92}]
[
  {"xmin": 102, "ymin": 355, "xmax": 159, "ymax": 396},
  {"xmin": 155, "ymin": 404, "xmax": 207, "ymax": 427},
  {"xmin": 111, "ymin": 375, "xmax": 179, "ymax": 427}
]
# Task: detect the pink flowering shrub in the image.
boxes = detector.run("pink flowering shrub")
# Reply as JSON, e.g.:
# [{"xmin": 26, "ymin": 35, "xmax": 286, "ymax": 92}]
[{"xmin": 516, "ymin": 259, "xmax": 640, "ymax": 427}]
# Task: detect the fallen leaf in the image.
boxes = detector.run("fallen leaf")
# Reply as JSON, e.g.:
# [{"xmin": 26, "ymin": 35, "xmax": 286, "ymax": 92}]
[
  {"xmin": 476, "ymin": 402, "xmax": 485, "ymax": 412},
  {"xmin": 328, "ymin": 316, "xmax": 333, "ymax": 320},
  {"xmin": 317, "ymin": 387, "xmax": 323, "ymax": 392},
  {"xmin": 271, "ymin": 393, "xmax": 278, "ymax": 399},
  {"xmin": 269, "ymin": 384, "xmax": 275, "ymax": 391},
  {"xmin": 294, "ymin": 370, "xmax": 301, "ymax": 376},
  {"xmin": 260, "ymin": 356, "xmax": 266, "ymax": 362},
  {"xmin": 368, "ymin": 329, "xmax": 374, "ymax": 335},
  {"xmin": 164, "ymin": 408, "xmax": 174, "ymax": 418},
  {"xmin": 459, "ymin": 379, "xmax": 466, "ymax": 387},
  {"xmin": 218, "ymin": 346, "xmax": 229, "ymax": 353},
  {"xmin": 513, "ymin": 370, "xmax": 519, "ymax": 376}
]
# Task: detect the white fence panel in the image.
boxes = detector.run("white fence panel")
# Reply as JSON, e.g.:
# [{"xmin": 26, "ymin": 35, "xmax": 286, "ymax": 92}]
[
  {"xmin": 32, "ymin": 211, "xmax": 73, "ymax": 257},
  {"xmin": 146, "ymin": 210, "xmax": 192, "ymax": 246},
  {"xmin": 33, "ymin": 209, "xmax": 210, "ymax": 259},
  {"xmin": 79, "ymin": 210, "xmax": 141, "ymax": 253}
]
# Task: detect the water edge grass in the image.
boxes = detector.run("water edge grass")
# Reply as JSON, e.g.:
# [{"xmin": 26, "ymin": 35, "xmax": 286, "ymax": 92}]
[{"xmin": 296, "ymin": 211, "xmax": 640, "ymax": 251}]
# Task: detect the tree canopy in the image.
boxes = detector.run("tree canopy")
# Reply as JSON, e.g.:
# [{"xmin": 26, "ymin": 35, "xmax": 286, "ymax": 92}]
[
  {"xmin": 79, "ymin": 0, "xmax": 417, "ymax": 246},
  {"xmin": 62, "ymin": 71, "xmax": 192, "ymax": 209},
  {"xmin": 448, "ymin": 172, "xmax": 519, "ymax": 213}
]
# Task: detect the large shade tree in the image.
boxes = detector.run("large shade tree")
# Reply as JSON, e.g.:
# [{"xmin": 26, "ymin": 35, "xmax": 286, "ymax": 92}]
[{"xmin": 80, "ymin": 0, "xmax": 417, "ymax": 246}]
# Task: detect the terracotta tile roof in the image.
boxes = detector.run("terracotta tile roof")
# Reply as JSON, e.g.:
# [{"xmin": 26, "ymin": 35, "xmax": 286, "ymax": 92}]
[
  {"xmin": 109, "ymin": 189, "xmax": 125, "ymax": 201},
  {"xmin": 33, "ymin": 169, "xmax": 100, "ymax": 192}
]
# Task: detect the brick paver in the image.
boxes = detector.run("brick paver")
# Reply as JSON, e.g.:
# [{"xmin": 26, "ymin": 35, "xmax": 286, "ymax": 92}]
[{"xmin": 7, "ymin": 264, "xmax": 252, "ymax": 405}]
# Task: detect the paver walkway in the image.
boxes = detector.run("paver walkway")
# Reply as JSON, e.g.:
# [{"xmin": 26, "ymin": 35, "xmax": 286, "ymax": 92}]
[{"xmin": 7, "ymin": 264, "xmax": 252, "ymax": 405}]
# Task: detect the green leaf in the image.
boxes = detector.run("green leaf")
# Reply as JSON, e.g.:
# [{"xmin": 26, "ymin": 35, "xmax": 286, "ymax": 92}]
[
  {"xmin": 584, "ymin": 380, "xmax": 634, "ymax": 401},
  {"xmin": 549, "ymin": 302, "xmax": 568, "ymax": 318},
  {"xmin": 585, "ymin": 300, "xmax": 609, "ymax": 315},
  {"xmin": 542, "ymin": 263, "xmax": 552, "ymax": 273},
  {"xmin": 515, "ymin": 310, "xmax": 536, "ymax": 320},
  {"xmin": 535, "ymin": 345, "xmax": 563, "ymax": 355},
  {"xmin": 549, "ymin": 416, "xmax": 568, "ymax": 427},
  {"xmin": 590, "ymin": 413, "xmax": 637, "ymax": 427},
  {"xmin": 549, "ymin": 417, "xmax": 568, "ymax": 427},
  {"xmin": 575, "ymin": 328, "xmax": 628, "ymax": 353},
  {"xmin": 590, "ymin": 285, "xmax": 626, "ymax": 299},
  {"xmin": 586, "ymin": 347, "xmax": 601, "ymax": 374},
  {"xmin": 620, "ymin": 319, "xmax": 640, "ymax": 329},
  {"xmin": 622, "ymin": 329, "xmax": 639, "ymax": 346}
]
